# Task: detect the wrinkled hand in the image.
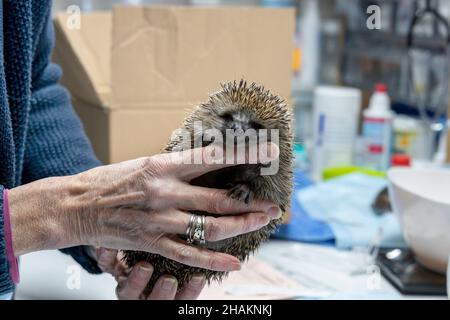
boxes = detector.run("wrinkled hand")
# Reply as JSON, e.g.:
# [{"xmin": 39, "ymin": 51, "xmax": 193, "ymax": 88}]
[
  {"xmin": 10, "ymin": 143, "xmax": 280, "ymax": 274},
  {"xmin": 64, "ymin": 143, "xmax": 281, "ymax": 272},
  {"xmin": 95, "ymin": 248, "xmax": 206, "ymax": 300}
]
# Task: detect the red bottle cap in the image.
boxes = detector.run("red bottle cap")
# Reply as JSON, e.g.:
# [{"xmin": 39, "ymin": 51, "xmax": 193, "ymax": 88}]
[
  {"xmin": 375, "ymin": 83, "xmax": 387, "ymax": 93},
  {"xmin": 391, "ymin": 154, "xmax": 411, "ymax": 167}
]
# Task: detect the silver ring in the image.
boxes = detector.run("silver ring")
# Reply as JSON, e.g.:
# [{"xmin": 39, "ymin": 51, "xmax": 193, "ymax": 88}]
[
  {"xmin": 186, "ymin": 214, "xmax": 206, "ymax": 245},
  {"xmin": 186, "ymin": 214, "xmax": 196, "ymax": 244}
]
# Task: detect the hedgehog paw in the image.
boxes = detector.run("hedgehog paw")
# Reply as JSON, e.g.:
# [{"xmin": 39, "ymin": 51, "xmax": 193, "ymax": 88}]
[{"xmin": 228, "ymin": 183, "xmax": 254, "ymax": 204}]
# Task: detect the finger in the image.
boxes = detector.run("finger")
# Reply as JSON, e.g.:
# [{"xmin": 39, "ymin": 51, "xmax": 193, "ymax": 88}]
[
  {"xmin": 163, "ymin": 142, "xmax": 279, "ymax": 180},
  {"xmin": 153, "ymin": 236, "xmax": 241, "ymax": 272},
  {"xmin": 97, "ymin": 248, "xmax": 128, "ymax": 278},
  {"xmin": 147, "ymin": 275, "xmax": 178, "ymax": 300},
  {"xmin": 96, "ymin": 248, "xmax": 119, "ymax": 274},
  {"xmin": 155, "ymin": 210, "xmax": 272, "ymax": 242},
  {"xmin": 115, "ymin": 251, "xmax": 130, "ymax": 270},
  {"xmin": 174, "ymin": 185, "xmax": 281, "ymax": 216},
  {"xmin": 114, "ymin": 250, "xmax": 131, "ymax": 278},
  {"xmin": 116, "ymin": 263, "xmax": 153, "ymax": 300},
  {"xmin": 175, "ymin": 275, "xmax": 206, "ymax": 300},
  {"xmin": 203, "ymin": 213, "xmax": 271, "ymax": 242}
]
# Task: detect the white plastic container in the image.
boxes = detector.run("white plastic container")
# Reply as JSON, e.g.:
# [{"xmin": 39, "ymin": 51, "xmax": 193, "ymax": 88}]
[
  {"xmin": 298, "ymin": 0, "xmax": 320, "ymax": 90},
  {"xmin": 393, "ymin": 115, "xmax": 419, "ymax": 157},
  {"xmin": 311, "ymin": 86, "xmax": 362, "ymax": 181},
  {"xmin": 362, "ymin": 84, "xmax": 393, "ymax": 171}
]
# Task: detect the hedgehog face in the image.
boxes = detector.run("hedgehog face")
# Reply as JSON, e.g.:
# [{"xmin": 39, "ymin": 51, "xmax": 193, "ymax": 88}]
[
  {"xmin": 219, "ymin": 108, "xmax": 266, "ymax": 132},
  {"xmin": 193, "ymin": 107, "xmax": 269, "ymax": 149}
]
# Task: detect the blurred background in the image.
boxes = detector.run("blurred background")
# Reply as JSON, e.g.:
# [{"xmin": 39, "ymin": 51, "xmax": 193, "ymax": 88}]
[{"xmin": 52, "ymin": 0, "xmax": 450, "ymax": 173}]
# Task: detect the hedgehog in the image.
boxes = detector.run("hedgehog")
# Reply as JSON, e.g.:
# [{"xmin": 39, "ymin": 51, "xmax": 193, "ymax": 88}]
[{"xmin": 123, "ymin": 80, "xmax": 293, "ymax": 295}]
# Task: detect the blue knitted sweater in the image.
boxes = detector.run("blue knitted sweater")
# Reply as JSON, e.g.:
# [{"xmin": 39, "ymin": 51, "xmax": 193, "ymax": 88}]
[{"xmin": 0, "ymin": 0, "xmax": 103, "ymax": 296}]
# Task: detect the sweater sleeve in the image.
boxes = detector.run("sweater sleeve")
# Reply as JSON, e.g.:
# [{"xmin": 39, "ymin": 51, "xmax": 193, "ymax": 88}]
[
  {"xmin": 0, "ymin": 185, "xmax": 14, "ymax": 296},
  {"xmin": 21, "ymin": 9, "xmax": 102, "ymax": 274}
]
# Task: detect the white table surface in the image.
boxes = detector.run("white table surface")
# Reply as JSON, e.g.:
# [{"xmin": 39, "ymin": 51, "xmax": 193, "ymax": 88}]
[{"xmin": 14, "ymin": 240, "xmax": 446, "ymax": 300}]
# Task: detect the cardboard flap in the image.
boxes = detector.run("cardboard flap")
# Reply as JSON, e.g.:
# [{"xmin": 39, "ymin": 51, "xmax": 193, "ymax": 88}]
[
  {"xmin": 54, "ymin": 13, "xmax": 112, "ymax": 107},
  {"xmin": 111, "ymin": 5, "xmax": 295, "ymax": 108}
]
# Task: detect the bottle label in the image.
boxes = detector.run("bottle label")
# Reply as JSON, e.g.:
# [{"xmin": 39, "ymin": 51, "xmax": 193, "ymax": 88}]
[{"xmin": 363, "ymin": 117, "xmax": 392, "ymax": 171}]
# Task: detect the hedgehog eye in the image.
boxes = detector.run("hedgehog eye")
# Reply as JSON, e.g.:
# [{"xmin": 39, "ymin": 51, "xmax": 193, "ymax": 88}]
[
  {"xmin": 249, "ymin": 121, "xmax": 264, "ymax": 130},
  {"xmin": 221, "ymin": 112, "xmax": 234, "ymax": 122}
]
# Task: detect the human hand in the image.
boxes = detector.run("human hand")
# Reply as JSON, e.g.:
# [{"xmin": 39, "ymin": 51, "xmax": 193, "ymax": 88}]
[
  {"xmin": 95, "ymin": 248, "xmax": 205, "ymax": 300},
  {"xmin": 9, "ymin": 143, "xmax": 280, "ymax": 273}
]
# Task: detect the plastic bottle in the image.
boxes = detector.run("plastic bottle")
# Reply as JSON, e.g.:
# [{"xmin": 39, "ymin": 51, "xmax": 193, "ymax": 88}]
[
  {"xmin": 311, "ymin": 86, "xmax": 362, "ymax": 181},
  {"xmin": 298, "ymin": 0, "xmax": 320, "ymax": 90},
  {"xmin": 362, "ymin": 83, "xmax": 394, "ymax": 172},
  {"xmin": 392, "ymin": 115, "xmax": 419, "ymax": 158}
]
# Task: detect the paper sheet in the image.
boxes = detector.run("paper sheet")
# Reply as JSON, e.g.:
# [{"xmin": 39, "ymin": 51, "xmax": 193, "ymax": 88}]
[{"xmin": 198, "ymin": 257, "xmax": 329, "ymax": 300}]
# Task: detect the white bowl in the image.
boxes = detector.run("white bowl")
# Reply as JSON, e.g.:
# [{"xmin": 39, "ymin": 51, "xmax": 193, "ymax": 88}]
[{"xmin": 388, "ymin": 167, "xmax": 450, "ymax": 274}]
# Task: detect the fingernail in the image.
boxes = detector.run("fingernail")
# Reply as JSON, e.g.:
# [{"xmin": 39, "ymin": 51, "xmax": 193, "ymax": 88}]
[
  {"xmin": 138, "ymin": 264, "xmax": 153, "ymax": 277},
  {"xmin": 191, "ymin": 276, "xmax": 205, "ymax": 287},
  {"xmin": 267, "ymin": 206, "xmax": 282, "ymax": 218},
  {"xmin": 162, "ymin": 277, "xmax": 177, "ymax": 291},
  {"xmin": 214, "ymin": 258, "xmax": 241, "ymax": 271},
  {"xmin": 256, "ymin": 215, "xmax": 270, "ymax": 227},
  {"xmin": 227, "ymin": 258, "xmax": 242, "ymax": 271},
  {"xmin": 231, "ymin": 261, "xmax": 242, "ymax": 271}
]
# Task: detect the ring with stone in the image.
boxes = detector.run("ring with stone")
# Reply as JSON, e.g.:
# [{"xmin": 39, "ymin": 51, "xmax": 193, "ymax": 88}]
[{"xmin": 186, "ymin": 214, "xmax": 206, "ymax": 245}]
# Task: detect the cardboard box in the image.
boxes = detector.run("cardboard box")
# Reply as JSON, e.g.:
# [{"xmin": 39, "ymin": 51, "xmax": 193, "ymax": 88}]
[{"xmin": 53, "ymin": 6, "xmax": 295, "ymax": 163}]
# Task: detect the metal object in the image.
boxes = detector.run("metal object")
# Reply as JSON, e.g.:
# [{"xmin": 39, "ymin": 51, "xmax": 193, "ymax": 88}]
[
  {"xmin": 185, "ymin": 214, "xmax": 196, "ymax": 244},
  {"xmin": 406, "ymin": 0, "xmax": 450, "ymax": 126},
  {"xmin": 186, "ymin": 214, "xmax": 206, "ymax": 245}
]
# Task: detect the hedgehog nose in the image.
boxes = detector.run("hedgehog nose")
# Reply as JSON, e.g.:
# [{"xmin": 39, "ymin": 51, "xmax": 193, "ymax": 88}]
[{"xmin": 231, "ymin": 121, "xmax": 250, "ymax": 132}]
